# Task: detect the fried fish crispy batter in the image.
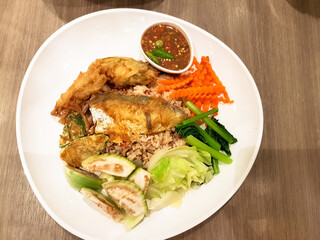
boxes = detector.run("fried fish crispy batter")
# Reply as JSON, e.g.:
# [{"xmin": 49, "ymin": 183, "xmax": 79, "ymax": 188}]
[
  {"xmin": 101, "ymin": 57, "xmax": 158, "ymax": 88},
  {"xmin": 51, "ymin": 57, "xmax": 159, "ymax": 122},
  {"xmin": 60, "ymin": 134, "xmax": 109, "ymax": 167},
  {"xmin": 89, "ymin": 93, "xmax": 188, "ymax": 143}
]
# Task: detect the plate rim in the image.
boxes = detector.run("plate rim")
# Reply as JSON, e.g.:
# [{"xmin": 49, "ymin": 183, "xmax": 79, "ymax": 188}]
[{"xmin": 16, "ymin": 8, "xmax": 264, "ymax": 240}]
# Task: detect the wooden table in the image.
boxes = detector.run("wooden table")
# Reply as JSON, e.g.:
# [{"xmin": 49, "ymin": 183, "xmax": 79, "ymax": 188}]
[{"xmin": 1, "ymin": 0, "xmax": 319, "ymax": 239}]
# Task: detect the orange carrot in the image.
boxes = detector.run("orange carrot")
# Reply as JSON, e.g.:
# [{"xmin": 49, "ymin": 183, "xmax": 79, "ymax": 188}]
[
  {"xmin": 170, "ymin": 86, "xmax": 222, "ymax": 98},
  {"xmin": 157, "ymin": 77, "xmax": 193, "ymax": 93},
  {"xmin": 158, "ymin": 75, "xmax": 189, "ymax": 85},
  {"xmin": 158, "ymin": 78, "xmax": 177, "ymax": 85},
  {"xmin": 157, "ymin": 56, "xmax": 233, "ymax": 115},
  {"xmin": 202, "ymin": 101, "xmax": 210, "ymax": 112}
]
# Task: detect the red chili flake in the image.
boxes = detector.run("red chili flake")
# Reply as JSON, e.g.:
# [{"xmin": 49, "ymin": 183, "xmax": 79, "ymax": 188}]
[
  {"xmin": 167, "ymin": 42, "xmax": 171, "ymax": 47},
  {"xmin": 121, "ymin": 142, "xmax": 127, "ymax": 147}
]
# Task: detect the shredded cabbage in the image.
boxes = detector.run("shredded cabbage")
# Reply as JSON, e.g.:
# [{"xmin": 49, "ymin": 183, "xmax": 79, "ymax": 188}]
[{"xmin": 146, "ymin": 146, "xmax": 214, "ymax": 210}]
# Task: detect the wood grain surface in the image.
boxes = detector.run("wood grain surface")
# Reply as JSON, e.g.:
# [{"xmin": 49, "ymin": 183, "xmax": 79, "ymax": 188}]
[{"xmin": 1, "ymin": 0, "xmax": 319, "ymax": 239}]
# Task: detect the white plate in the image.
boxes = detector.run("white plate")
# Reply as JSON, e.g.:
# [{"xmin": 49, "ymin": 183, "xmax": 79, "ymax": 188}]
[{"xmin": 16, "ymin": 9, "xmax": 263, "ymax": 240}]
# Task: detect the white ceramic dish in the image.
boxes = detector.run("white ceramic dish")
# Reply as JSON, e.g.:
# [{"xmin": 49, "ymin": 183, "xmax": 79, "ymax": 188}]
[
  {"xmin": 16, "ymin": 9, "xmax": 263, "ymax": 240},
  {"xmin": 140, "ymin": 21, "xmax": 194, "ymax": 74}
]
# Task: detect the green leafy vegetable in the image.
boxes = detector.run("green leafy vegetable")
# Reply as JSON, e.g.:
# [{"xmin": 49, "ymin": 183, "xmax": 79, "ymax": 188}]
[
  {"xmin": 197, "ymin": 149, "xmax": 213, "ymax": 166},
  {"xmin": 205, "ymin": 120, "xmax": 231, "ymax": 156},
  {"xmin": 148, "ymin": 146, "xmax": 211, "ymax": 171},
  {"xmin": 150, "ymin": 158, "xmax": 170, "ymax": 181},
  {"xmin": 185, "ymin": 101, "xmax": 237, "ymax": 144},
  {"xmin": 69, "ymin": 112, "xmax": 86, "ymax": 136},
  {"xmin": 59, "ymin": 142, "xmax": 70, "ymax": 148},
  {"xmin": 176, "ymin": 123, "xmax": 221, "ymax": 151},
  {"xmin": 147, "ymin": 189, "xmax": 185, "ymax": 211},
  {"xmin": 185, "ymin": 135, "xmax": 233, "ymax": 164},
  {"xmin": 59, "ymin": 112, "xmax": 86, "ymax": 148},
  {"xmin": 182, "ymin": 108, "xmax": 218, "ymax": 125},
  {"xmin": 146, "ymin": 146, "xmax": 214, "ymax": 211},
  {"xmin": 212, "ymin": 158, "xmax": 220, "ymax": 174}
]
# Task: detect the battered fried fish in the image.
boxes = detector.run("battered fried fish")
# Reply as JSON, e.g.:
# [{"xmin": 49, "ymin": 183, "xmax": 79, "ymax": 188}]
[
  {"xmin": 51, "ymin": 57, "xmax": 159, "ymax": 121},
  {"xmin": 89, "ymin": 93, "xmax": 188, "ymax": 143},
  {"xmin": 101, "ymin": 57, "xmax": 158, "ymax": 88},
  {"xmin": 60, "ymin": 134, "xmax": 109, "ymax": 167}
]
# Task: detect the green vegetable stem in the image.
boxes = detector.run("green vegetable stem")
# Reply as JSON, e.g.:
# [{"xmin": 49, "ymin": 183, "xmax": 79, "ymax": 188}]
[
  {"xmin": 185, "ymin": 135, "xmax": 233, "ymax": 164},
  {"xmin": 153, "ymin": 48, "xmax": 174, "ymax": 59},
  {"xmin": 176, "ymin": 123, "xmax": 221, "ymax": 151},
  {"xmin": 212, "ymin": 158, "xmax": 220, "ymax": 174},
  {"xmin": 146, "ymin": 51, "xmax": 159, "ymax": 64},
  {"xmin": 185, "ymin": 101, "xmax": 237, "ymax": 144},
  {"xmin": 182, "ymin": 108, "xmax": 218, "ymax": 125},
  {"xmin": 206, "ymin": 121, "xmax": 232, "ymax": 156}
]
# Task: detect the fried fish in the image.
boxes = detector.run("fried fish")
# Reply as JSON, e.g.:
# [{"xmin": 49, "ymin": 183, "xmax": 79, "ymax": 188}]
[
  {"xmin": 101, "ymin": 57, "xmax": 159, "ymax": 88},
  {"xmin": 51, "ymin": 57, "xmax": 159, "ymax": 122},
  {"xmin": 89, "ymin": 93, "xmax": 187, "ymax": 143},
  {"xmin": 60, "ymin": 134, "xmax": 109, "ymax": 167}
]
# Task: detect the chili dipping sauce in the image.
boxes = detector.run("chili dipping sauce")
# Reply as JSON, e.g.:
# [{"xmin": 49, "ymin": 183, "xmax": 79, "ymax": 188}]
[{"xmin": 141, "ymin": 24, "xmax": 191, "ymax": 71}]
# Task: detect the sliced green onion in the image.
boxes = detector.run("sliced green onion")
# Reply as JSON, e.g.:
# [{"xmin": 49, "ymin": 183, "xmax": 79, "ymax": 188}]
[
  {"xmin": 155, "ymin": 40, "xmax": 163, "ymax": 47},
  {"xmin": 185, "ymin": 135, "xmax": 232, "ymax": 164},
  {"xmin": 185, "ymin": 101, "xmax": 237, "ymax": 144},
  {"xmin": 182, "ymin": 108, "xmax": 218, "ymax": 125}
]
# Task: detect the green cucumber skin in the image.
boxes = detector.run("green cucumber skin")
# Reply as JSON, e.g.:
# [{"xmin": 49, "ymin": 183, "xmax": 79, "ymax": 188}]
[
  {"xmin": 80, "ymin": 188, "xmax": 125, "ymax": 222},
  {"xmin": 64, "ymin": 166, "xmax": 102, "ymax": 191},
  {"xmin": 102, "ymin": 180, "xmax": 148, "ymax": 216},
  {"xmin": 128, "ymin": 168, "xmax": 151, "ymax": 193},
  {"xmin": 82, "ymin": 154, "xmax": 136, "ymax": 177}
]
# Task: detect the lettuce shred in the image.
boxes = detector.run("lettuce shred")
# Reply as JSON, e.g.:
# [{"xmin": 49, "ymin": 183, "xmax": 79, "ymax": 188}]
[{"xmin": 146, "ymin": 146, "xmax": 214, "ymax": 210}]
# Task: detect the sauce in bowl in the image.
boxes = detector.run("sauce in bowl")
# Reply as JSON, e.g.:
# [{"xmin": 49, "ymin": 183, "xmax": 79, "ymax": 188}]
[{"xmin": 141, "ymin": 23, "xmax": 192, "ymax": 73}]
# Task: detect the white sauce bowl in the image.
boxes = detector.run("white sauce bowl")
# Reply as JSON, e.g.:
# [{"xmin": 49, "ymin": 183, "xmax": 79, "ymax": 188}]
[{"xmin": 140, "ymin": 21, "xmax": 194, "ymax": 74}]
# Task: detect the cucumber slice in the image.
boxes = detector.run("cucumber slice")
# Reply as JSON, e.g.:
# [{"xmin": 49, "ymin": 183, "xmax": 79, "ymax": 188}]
[
  {"xmin": 64, "ymin": 165, "xmax": 102, "ymax": 191},
  {"xmin": 123, "ymin": 214, "xmax": 144, "ymax": 231},
  {"xmin": 80, "ymin": 188, "xmax": 124, "ymax": 222},
  {"xmin": 102, "ymin": 180, "xmax": 147, "ymax": 217},
  {"xmin": 99, "ymin": 173, "xmax": 115, "ymax": 182},
  {"xmin": 82, "ymin": 154, "xmax": 136, "ymax": 177},
  {"xmin": 128, "ymin": 168, "xmax": 151, "ymax": 193}
]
